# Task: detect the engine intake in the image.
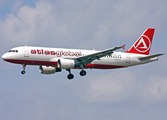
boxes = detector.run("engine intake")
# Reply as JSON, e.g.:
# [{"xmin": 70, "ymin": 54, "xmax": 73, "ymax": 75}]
[
  {"xmin": 39, "ymin": 66, "xmax": 61, "ymax": 74},
  {"xmin": 57, "ymin": 59, "xmax": 75, "ymax": 69}
]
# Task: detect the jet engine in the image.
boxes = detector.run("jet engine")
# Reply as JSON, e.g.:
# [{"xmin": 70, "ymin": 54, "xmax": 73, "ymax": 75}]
[
  {"xmin": 39, "ymin": 66, "xmax": 61, "ymax": 74},
  {"xmin": 57, "ymin": 59, "xmax": 75, "ymax": 69}
]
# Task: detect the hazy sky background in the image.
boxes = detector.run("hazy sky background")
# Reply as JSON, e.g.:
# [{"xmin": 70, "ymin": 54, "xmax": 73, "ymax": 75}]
[{"xmin": 0, "ymin": 0, "xmax": 167, "ymax": 120}]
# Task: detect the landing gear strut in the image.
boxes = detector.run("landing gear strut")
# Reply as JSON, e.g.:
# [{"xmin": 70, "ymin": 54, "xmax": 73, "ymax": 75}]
[
  {"xmin": 66, "ymin": 69, "xmax": 74, "ymax": 80},
  {"xmin": 21, "ymin": 64, "xmax": 26, "ymax": 74}
]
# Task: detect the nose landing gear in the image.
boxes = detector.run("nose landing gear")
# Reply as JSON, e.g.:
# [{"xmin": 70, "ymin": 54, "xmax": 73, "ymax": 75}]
[{"xmin": 21, "ymin": 64, "xmax": 26, "ymax": 74}]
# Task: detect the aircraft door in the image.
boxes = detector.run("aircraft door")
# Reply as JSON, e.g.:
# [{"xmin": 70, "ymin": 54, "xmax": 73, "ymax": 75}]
[{"xmin": 24, "ymin": 47, "xmax": 29, "ymax": 57}]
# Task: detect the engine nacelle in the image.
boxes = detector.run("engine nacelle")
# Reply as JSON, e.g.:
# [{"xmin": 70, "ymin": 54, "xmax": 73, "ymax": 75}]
[
  {"xmin": 39, "ymin": 66, "xmax": 61, "ymax": 74},
  {"xmin": 57, "ymin": 59, "xmax": 75, "ymax": 69}
]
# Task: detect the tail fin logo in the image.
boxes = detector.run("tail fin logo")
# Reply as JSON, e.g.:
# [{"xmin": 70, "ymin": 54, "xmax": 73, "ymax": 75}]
[
  {"xmin": 125, "ymin": 28, "xmax": 154, "ymax": 55},
  {"xmin": 134, "ymin": 35, "xmax": 151, "ymax": 53}
]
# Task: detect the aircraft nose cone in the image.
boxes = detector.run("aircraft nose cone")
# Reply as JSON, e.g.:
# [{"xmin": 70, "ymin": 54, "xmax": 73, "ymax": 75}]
[{"xmin": 2, "ymin": 53, "xmax": 8, "ymax": 60}]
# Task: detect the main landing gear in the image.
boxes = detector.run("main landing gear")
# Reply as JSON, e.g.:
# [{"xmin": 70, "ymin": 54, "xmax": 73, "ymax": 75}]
[
  {"xmin": 80, "ymin": 70, "xmax": 86, "ymax": 76},
  {"xmin": 66, "ymin": 69, "xmax": 74, "ymax": 80},
  {"xmin": 66, "ymin": 65, "xmax": 87, "ymax": 80},
  {"xmin": 79, "ymin": 64, "xmax": 86, "ymax": 76},
  {"xmin": 21, "ymin": 64, "xmax": 26, "ymax": 74}
]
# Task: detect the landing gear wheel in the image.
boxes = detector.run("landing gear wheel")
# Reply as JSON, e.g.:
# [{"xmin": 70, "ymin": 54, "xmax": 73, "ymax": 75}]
[
  {"xmin": 80, "ymin": 70, "xmax": 86, "ymax": 76},
  {"xmin": 21, "ymin": 70, "xmax": 26, "ymax": 74},
  {"xmin": 67, "ymin": 74, "xmax": 74, "ymax": 80}
]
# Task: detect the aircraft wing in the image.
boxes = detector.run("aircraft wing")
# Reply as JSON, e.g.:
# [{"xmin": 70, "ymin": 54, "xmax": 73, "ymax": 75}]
[
  {"xmin": 75, "ymin": 45, "xmax": 125, "ymax": 66},
  {"xmin": 139, "ymin": 54, "xmax": 164, "ymax": 61}
]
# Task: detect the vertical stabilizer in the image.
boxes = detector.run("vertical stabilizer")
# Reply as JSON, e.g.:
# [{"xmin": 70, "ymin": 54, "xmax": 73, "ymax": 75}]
[{"xmin": 125, "ymin": 28, "xmax": 155, "ymax": 55}]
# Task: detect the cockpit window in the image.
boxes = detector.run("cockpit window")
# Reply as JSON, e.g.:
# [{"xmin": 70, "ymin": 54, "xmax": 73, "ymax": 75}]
[{"xmin": 8, "ymin": 50, "xmax": 18, "ymax": 53}]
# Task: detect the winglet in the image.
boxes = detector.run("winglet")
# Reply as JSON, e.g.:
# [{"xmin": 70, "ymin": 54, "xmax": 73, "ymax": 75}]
[{"xmin": 121, "ymin": 45, "xmax": 126, "ymax": 49}]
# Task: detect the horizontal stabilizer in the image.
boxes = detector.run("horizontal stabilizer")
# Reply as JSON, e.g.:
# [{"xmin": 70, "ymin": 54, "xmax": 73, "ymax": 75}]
[{"xmin": 139, "ymin": 54, "xmax": 164, "ymax": 61}]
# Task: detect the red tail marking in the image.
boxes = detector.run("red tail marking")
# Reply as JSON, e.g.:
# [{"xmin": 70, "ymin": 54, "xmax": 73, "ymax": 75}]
[{"xmin": 125, "ymin": 28, "xmax": 155, "ymax": 55}]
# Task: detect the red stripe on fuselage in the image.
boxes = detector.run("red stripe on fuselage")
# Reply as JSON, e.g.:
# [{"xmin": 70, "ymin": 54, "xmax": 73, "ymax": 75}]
[{"xmin": 3, "ymin": 59, "xmax": 125, "ymax": 69}]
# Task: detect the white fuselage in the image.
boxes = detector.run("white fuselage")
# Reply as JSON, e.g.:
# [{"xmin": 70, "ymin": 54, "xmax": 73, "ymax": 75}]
[
  {"xmin": 2, "ymin": 46, "xmax": 157, "ymax": 69},
  {"xmin": 1, "ymin": 28, "xmax": 162, "ymax": 79}
]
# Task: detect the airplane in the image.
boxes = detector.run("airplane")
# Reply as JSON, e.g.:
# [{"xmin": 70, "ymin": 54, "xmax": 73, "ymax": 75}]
[{"xmin": 2, "ymin": 28, "xmax": 163, "ymax": 80}]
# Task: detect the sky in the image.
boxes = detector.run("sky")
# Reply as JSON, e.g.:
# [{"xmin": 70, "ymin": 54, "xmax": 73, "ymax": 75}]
[{"xmin": 0, "ymin": 0, "xmax": 167, "ymax": 120}]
